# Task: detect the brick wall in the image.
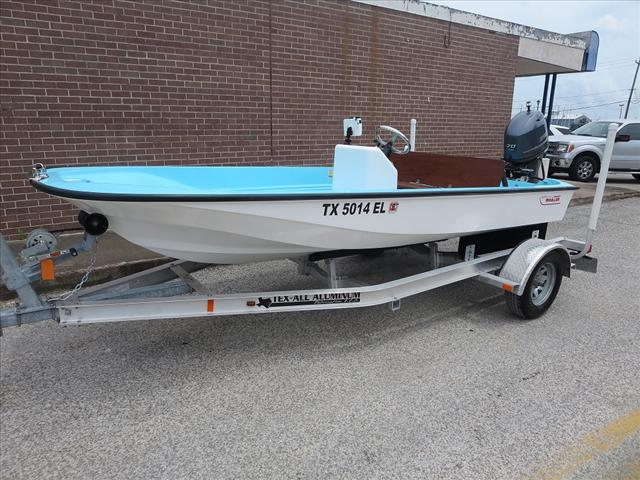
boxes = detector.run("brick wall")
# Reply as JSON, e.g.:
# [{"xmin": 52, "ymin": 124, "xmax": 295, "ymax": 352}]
[{"xmin": 0, "ymin": 0, "xmax": 518, "ymax": 240}]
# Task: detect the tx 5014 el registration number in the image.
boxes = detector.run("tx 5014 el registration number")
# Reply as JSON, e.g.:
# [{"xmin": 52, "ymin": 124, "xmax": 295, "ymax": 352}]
[{"xmin": 322, "ymin": 201, "xmax": 398, "ymax": 216}]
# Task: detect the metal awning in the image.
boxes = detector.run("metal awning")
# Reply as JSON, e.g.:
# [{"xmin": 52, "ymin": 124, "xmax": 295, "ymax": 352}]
[
  {"xmin": 516, "ymin": 31, "xmax": 598, "ymax": 77},
  {"xmin": 354, "ymin": 0, "xmax": 599, "ymax": 76}
]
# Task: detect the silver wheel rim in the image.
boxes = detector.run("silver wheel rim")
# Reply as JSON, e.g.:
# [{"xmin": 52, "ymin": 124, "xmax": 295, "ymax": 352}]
[
  {"xmin": 577, "ymin": 160, "xmax": 594, "ymax": 179},
  {"xmin": 530, "ymin": 262, "xmax": 556, "ymax": 307}
]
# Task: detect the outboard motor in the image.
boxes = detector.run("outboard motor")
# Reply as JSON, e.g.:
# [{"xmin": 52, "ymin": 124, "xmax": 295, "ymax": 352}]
[{"xmin": 503, "ymin": 103, "xmax": 548, "ymax": 180}]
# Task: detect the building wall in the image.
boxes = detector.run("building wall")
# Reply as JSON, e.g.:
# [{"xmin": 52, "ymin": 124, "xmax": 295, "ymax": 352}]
[{"xmin": 0, "ymin": 0, "xmax": 518, "ymax": 240}]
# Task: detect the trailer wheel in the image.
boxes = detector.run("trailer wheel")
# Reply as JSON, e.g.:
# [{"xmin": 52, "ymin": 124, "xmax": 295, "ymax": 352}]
[{"xmin": 505, "ymin": 251, "xmax": 564, "ymax": 319}]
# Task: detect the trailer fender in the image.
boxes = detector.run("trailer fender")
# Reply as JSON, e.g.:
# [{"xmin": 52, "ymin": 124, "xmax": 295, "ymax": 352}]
[{"xmin": 499, "ymin": 239, "xmax": 571, "ymax": 296}]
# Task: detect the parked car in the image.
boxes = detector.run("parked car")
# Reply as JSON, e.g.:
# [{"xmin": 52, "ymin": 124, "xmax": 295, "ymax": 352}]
[
  {"xmin": 550, "ymin": 124, "xmax": 571, "ymax": 136},
  {"xmin": 547, "ymin": 119, "xmax": 640, "ymax": 181}
]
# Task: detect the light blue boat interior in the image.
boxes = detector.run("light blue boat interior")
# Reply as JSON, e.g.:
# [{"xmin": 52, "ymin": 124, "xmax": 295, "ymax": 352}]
[{"xmin": 38, "ymin": 166, "xmax": 576, "ymax": 196}]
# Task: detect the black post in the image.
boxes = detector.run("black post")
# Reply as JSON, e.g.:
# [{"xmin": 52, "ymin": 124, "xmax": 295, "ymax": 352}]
[
  {"xmin": 624, "ymin": 59, "xmax": 640, "ymax": 119},
  {"xmin": 541, "ymin": 74, "xmax": 550, "ymax": 114},
  {"xmin": 546, "ymin": 74, "xmax": 557, "ymax": 129}
]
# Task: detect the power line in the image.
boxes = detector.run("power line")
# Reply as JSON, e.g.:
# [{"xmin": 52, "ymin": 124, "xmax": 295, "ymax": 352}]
[
  {"xmin": 555, "ymin": 99, "xmax": 624, "ymax": 109},
  {"xmin": 597, "ymin": 57, "xmax": 639, "ymax": 67},
  {"xmin": 512, "ymin": 59, "xmax": 640, "ymax": 113},
  {"xmin": 554, "ymin": 89, "xmax": 629, "ymax": 100},
  {"xmin": 597, "ymin": 62, "xmax": 639, "ymax": 72},
  {"xmin": 511, "ymin": 88, "xmax": 629, "ymax": 105},
  {"xmin": 624, "ymin": 58, "xmax": 640, "ymax": 118},
  {"xmin": 553, "ymin": 99, "xmax": 628, "ymax": 111}
]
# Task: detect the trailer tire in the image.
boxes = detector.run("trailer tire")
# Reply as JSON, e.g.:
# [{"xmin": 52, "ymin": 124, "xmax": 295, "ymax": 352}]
[{"xmin": 505, "ymin": 251, "xmax": 564, "ymax": 319}]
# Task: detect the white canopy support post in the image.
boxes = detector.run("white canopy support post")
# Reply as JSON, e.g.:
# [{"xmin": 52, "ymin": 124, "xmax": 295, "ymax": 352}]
[
  {"xmin": 572, "ymin": 122, "xmax": 617, "ymax": 259},
  {"xmin": 410, "ymin": 119, "xmax": 417, "ymax": 151}
]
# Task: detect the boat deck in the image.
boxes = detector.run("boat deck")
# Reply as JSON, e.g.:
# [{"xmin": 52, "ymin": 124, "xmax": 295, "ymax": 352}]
[{"xmin": 32, "ymin": 165, "xmax": 577, "ymax": 201}]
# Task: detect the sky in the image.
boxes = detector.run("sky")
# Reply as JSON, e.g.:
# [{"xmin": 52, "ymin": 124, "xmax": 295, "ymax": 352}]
[{"xmin": 432, "ymin": 0, "xmax": 640, "ymax": 120}]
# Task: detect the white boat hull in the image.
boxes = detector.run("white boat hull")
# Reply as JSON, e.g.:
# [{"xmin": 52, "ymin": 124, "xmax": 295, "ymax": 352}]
[{"xmin": 68, "ymin": 189, "xmax": 574, "ymax": 263}]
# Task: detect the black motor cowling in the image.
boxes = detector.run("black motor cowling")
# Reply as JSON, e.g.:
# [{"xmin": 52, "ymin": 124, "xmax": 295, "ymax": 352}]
[{"xmin": 503, "ymin": 108, "xmax": 548, "ymax": 166}]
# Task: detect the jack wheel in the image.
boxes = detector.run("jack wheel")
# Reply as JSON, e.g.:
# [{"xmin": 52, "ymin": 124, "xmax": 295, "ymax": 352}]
[{"xmin": 505, "ymin": 251, "xmax": 563, "ymax": 319}]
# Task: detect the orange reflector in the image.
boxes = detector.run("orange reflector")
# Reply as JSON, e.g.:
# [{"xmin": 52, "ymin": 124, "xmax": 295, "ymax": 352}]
[
  {"xmin": 40, "ymin": 258, "xmax": 55, "ymax": 281},
  {"xmin": 206, "ymin": 299, "xmax": 215, "ymax": 312},
  {"xmin": 246, "ymin": 300, "xmax": 256, "ymax": 307},
  {"xmin": 502, "ymin": 283, "xmax": 514, "ymax": 292}
]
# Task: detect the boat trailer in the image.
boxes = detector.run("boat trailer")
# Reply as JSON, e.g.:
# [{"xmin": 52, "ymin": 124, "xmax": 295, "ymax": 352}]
[{"xmin": 0, "ymin": 125, "xmax": 617, "ymax": 332}]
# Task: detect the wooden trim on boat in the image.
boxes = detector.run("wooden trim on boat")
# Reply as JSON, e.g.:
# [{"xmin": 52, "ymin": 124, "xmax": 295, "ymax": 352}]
[{"xmin": 390, "ymin": 152, "xmax": 507, "ymax": 189}]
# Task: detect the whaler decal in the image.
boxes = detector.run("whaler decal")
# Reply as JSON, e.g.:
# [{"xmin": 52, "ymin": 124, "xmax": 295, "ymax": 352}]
[
  {"xmin": 257, "ymin": 293, "xmax": 361, "ymax": 308},
  {"xmin": 539, "ymin": 195, "xmax": 561, "ymax": 205},
  {"xmin": 322, "ymin": 201, "xmax": 397, "ymax": 216}
]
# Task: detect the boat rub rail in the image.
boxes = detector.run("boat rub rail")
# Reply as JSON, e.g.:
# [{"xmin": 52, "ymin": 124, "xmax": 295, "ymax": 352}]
[{"xmin": 30, "ymin": 179, "xmax": 577, "ymax": 203}]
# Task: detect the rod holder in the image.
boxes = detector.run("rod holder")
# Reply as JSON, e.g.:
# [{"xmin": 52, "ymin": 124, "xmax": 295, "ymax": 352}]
[{"xmin": 410, "ymin": 118, "xmax": 417, "ymax": 152}]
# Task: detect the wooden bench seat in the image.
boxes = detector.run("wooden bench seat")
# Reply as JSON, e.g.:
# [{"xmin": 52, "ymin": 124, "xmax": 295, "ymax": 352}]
[{"xmin": 390, "ymin": 152, "xmax": 506, "ymax": 189}]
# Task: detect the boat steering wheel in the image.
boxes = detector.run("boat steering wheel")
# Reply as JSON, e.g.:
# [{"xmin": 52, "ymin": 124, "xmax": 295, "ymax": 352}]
[{"xmin": 375, "ymin": 125, "xmax": 411, "ymax": 156}]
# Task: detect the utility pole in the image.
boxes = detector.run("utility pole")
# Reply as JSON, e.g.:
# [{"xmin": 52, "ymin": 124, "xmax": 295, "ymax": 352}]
[
  {"xmin": 624, "ymin": 58, "xmax": 640, "ymax": 119},
  {"xmin": 619, "ymin": 103, "xmax": 625, "ymax": 118}
]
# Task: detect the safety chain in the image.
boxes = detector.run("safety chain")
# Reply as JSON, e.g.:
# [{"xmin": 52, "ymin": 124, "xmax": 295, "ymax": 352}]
[{"xmin": 52, "ymin": 237, "xmax": 99, "ymax": 301}]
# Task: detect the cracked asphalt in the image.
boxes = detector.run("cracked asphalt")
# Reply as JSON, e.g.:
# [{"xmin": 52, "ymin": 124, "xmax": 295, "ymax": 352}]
[{"xmin": 1, "ymin": 197, "xmax": 639, "ymax": 480}]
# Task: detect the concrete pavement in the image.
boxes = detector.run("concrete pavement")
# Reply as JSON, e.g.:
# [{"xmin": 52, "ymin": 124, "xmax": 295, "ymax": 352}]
[
  {"xmin": 561, "ymin": 173, "xmax": 640, "ymax": 205},
  {"xmin": 1, "ymin": 197, "xmax": 639, "ymax": 479}
]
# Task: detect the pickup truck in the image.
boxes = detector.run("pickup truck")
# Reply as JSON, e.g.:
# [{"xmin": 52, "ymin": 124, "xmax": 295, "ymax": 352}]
[{"xmin": 547, "ymin": 119, "xmax": 640, "ymax": 181}]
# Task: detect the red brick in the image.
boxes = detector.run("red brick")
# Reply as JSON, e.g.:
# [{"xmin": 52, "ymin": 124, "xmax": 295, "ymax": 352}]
[{"xmin": 0, "ymin": 0, "xmax": 517, "ymax": 240}]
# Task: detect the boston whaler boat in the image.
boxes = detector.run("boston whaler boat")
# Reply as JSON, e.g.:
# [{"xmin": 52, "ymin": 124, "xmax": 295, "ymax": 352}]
[
  {"xmin": 5, "ymin": 114, "xmax": 619, "ymax": 329},
  {"xmin": 30, "ymin": 109, "xmax": 576, "ymax": 264}
]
